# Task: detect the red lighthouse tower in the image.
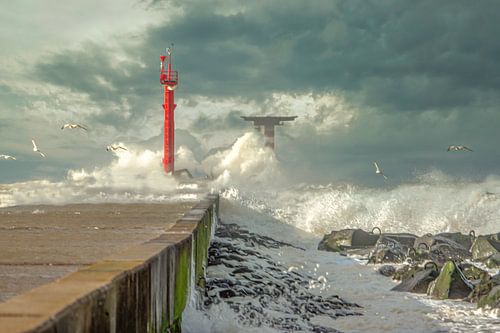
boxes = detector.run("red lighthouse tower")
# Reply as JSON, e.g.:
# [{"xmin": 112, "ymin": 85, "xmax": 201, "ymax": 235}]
[{"xmin": 160, "ymin": 45, "xmax": 178, "ymax": 174}]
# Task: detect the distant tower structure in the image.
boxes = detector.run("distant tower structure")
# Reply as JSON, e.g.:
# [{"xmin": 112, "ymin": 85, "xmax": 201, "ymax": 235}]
[
  {"xmin": 160, "ymin": 45, "xmax": 178, "ymax": 174},
  {"xmin": 241, "ymin": 116, "xmax": 297, "ymax": 150}
]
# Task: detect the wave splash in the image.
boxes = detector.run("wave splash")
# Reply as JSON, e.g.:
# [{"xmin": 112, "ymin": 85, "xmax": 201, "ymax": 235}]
[
  {"xmin": 0, "ymin": 149, "xmax": 186, "ymax": 207},
  {"xmin": 2, "ymin": 130, "xmax": 500, "ymax": 240},
  {"xmin": 0, "ymin": 131, "xmax": 277, "ymax": 207},
  {"xmin": 221, "ymin": 170, "xmax": 500, "ymax": 237}
]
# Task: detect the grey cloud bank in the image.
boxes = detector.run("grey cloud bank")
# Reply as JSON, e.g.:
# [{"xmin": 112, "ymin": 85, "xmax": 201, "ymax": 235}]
[{"xmin": 1, "ymin": 0, "xmax": 500, "ymax": 185}]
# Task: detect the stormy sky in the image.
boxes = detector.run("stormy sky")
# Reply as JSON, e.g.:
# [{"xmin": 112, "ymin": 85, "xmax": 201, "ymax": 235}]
[{"xmin": 1, "ymin": 0, "xmax": 500, "ymax": 185}]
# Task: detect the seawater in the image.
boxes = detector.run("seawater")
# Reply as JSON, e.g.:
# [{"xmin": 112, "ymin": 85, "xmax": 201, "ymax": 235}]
[
  {"xmin": 183, "ymin": 182, "xmax": 500, "ymax": 333},
  {"xmin": 1, "ymin": 132, "xmax": 499, "ymax": 332}
]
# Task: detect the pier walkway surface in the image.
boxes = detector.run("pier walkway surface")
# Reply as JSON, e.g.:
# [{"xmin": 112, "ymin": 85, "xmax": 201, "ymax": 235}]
[
  {"xmin": 0, "ymin": 202, "xmax": 195, "ymax": 302},
  {"xmin": 0, "ymin": 196, "xmax": 218, "ymax": 333}
]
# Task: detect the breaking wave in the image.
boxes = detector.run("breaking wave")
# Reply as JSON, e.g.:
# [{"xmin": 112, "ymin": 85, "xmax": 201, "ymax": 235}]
[
  {"xmin": 0, "ymin": 148, "xmax": 190, "ymax": 207},
  {"xmin": 221, "ymin": 169, "xmax": 500, "ymax": 237},
  {"xmin": 0, "ymin": 131, "xmax": 278, "ymax": 207},
  {"xmin": 2, "ymin": 130, "xmax": 500, "ymax": 240}
]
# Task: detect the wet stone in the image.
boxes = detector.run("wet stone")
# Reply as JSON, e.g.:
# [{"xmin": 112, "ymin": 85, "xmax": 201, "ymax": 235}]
[
  {"xmin": 318, "ymin": 228, "xmax": 379, "ymax": 252},
  {"xmin": 201, "ymin": 221, "xmax": 362, "ymax": 332},
  {"xmin": 485, "ymin": 252, "xmax": 500, "ymax": 268},
  {"xmin": 471, "ymin": 237, "xmax": 500, "ymax": 260},
  {"xmin": 392, "ymin": 268, "xmax": 438, "ymax": 294},
  {"xmin": 393, "ymin": 265, "xmax": 423, "ymax": 282},
  {"xmin": 378, "ymin": 265, "xmax": 396, "ymax": 277},
  {"xmin": 368, "ymin": 246, "xmax": 406, "ymax": 264},
  {"xmin": 427, "ymin": 261, "xmax": 472, "ymax": 300},
  {"xmin": 478, "ymin": 285, "xmax": 500, "ymax": 309}
]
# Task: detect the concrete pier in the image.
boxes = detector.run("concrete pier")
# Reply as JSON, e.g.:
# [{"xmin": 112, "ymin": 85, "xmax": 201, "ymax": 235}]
[{"xmin": 0, "ymin": 194, "xmax": 218, "ymax": 332}]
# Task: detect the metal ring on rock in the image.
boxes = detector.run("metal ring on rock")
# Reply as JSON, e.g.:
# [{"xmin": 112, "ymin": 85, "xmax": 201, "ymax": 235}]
[
  {"xmin": 424, "ymin": 261, "xmax": 438, "ymax": 271},
  {"xmin": 417, "ymin": 242, "xmax": 429, "ymax": 250}
]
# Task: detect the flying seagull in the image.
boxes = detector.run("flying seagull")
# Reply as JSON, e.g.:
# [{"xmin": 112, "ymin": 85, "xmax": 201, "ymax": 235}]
[
  {"xmin": 0, "ymin": 154, "xmax": 16, "ymax": 160},
  {"xmin": 106, "ymin": 144, "xmax": 128, "ymax": 152},
  {"xmin": 373, "ymin": 161, "xmax": 388, "ymax": 180},
  {"xmin": 31, "ymin": 139, "xmax": 46, "ymax": 157},
  {"xmin": 61, "ymin": 123, "xmax": 88, "ymax": 131},
  {"xmin": 447, "ymin": 145, "xmax": 473, "ymax": 152}
]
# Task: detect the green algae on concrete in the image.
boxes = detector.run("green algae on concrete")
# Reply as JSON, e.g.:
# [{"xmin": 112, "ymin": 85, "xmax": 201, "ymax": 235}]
[
  {"xmin": 427, "ymin": 261, "xmax": 471, "ymax": 300},
  {"xmin": 174, "ymin": 241, "xmax": 191, "ymax": 322},
  {"xmin": 196, "ymin": 205, "xmax": 214, "ymax": 289},
  {"xmin": 195, "ymin": 220, "xmax": 209, "ymax": 289},
  {"xmin": 471, "ymin": 237, "xmax": 500, "ymax": 260},
  {"xmin": 428, "ymin": 261, "xmax": 455, "ymax": 299}
]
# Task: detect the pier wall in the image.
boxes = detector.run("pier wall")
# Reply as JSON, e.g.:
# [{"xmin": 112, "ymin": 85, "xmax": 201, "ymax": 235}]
[{"xmin": 0, "ymin": 194, "xmax": 219, "ymax": 333}]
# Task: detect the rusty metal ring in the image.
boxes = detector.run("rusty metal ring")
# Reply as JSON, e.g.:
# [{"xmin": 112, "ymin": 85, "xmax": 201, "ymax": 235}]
[
  {"xmin": 424, "ymin": 261, "xmax": 438, "ymax": 271},
  {"xmin": 417, "ymin": 242, "xmax": 429, "ymax": 250}
]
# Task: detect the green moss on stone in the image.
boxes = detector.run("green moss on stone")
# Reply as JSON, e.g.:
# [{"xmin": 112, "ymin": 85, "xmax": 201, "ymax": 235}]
[
  {"xmin": 478, "ymin": 285, "xmax": 500, "ymax": 309},
  {"xmin": 485, "ymin": 253, "xmax": 500, "ymax": 268},
  {"xmin": 471, "ymin": 238, "xmax": 499, "ymax": 260},
  {"xmin": 428, "ymin": 261, "xmax": 454, "ymax": 300},
  {"xmin": 393, "ymin": 265, "xmax": 422, "ymax": 282}
]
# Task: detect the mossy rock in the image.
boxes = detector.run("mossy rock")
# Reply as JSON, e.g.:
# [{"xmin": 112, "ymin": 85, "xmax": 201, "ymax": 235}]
[
  {"xmin": 414, "ymin": 232, "xmax": 473, "ymax": 253},
  {"xmin": 318, "ymin": 229, "xmax": 379, "ymax": 252},
  {"xmin": 485, "ymin": 252, "xmax": 500, "ymax": 269},
  {"xmin": 378, "ymin": 233, "xmax": 417, "ymax": 249},
  {"xmin": 407, "ymin": 247, "xmax": 431, "ymax": 264},
  {"xmin": 427, "ymin": 261, "xmax": 471, "ymax": 300},
  {"xmin": 378, "ymin": 265, "xmax": 396, "ymax": 277},
  {"xmin": 435, "ymin": 232, "xmax": 474, "ymax": 250},
  {"xmin": 471, "ymin": 237, "xmax": 500, "ymax": 260},
  {"xmin": 467, "ymin": 277, "xmax": 495, "ymax": 303},
  {"xmin": 461, "ymin": 264, "xmax": 488, "ymax": 281},
  {"xmin": 392, "ymin": 268, "xmax": 438, "ymax": 294},
  {"xmin": 393, "ymin": 265, "xmax": 422, "ymax": 282},
  {"xmin": 368, "ymin": 247, "xmax": 405, "ymax": 264},
  {"xmin": 478, "ymin": 285, "xmax": 500, "ymax": 309}
]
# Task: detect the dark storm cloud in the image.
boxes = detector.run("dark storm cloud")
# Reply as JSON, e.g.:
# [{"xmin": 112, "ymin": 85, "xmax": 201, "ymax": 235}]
[
  {"xmin": 15, "ymin": 0, "xmax": 500, "ymax": 184},
  {"xmin": 142, "ymin": 0, "xmax": 500, "ymax": 113},
  {"xmin": 36, "ymin": 0, "xmax": 500, "ymax": 114},
  {"xmin": 29, "ymin": 0, "xmax": 500, "ymax": 117}
]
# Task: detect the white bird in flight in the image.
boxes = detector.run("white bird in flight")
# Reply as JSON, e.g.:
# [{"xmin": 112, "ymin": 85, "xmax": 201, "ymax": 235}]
[
  {"xmin": 61, "ymin": 123, "xmax": 88, "ymax": 131},
  {"xmin": 373, "ymin": 161, "xmax": 388, "ymax": 180},
  {"xmin": 106, "ymin": 144, "xmax": 128, "ymax": 152},
  {"xmin": 0, "ymin": 154, "xmax": 16, "ymax": 160},
  {"xmin": 447, "ymin": 145, "xmax": 473, "ymax": 152},
  {"xmin": 31, "ymin": 139, "xmax": 46, "ymax": 158}
]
